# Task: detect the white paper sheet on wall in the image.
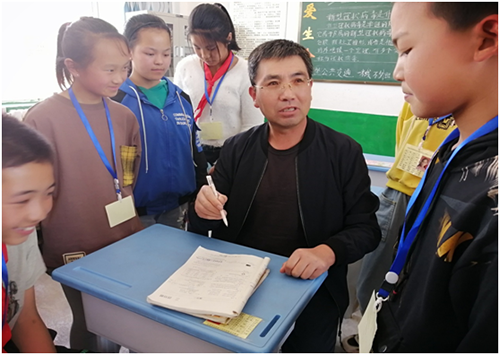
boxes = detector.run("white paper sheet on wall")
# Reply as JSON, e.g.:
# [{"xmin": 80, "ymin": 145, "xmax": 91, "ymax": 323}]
[{"xmin": 229, "ymin": 2, "xmax": 288, "ymax": 59}]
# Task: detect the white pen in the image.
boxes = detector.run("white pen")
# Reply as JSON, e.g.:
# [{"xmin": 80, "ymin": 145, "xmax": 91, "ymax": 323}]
[{"xmin": 206, "ymin": 175, "xmax": 229, "ymax": 227}]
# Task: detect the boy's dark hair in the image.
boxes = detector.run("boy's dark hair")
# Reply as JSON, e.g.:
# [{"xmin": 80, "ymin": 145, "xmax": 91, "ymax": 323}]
[
  {"xmin": 247, "ymin": 39, "xmax": 313, "ymax": 86},
  {"xmin": 2, "ymin": 113, "xmax": 54, "ymax": 169},
  {"xmin": 429, "ymin": 2, "xmax": 498, "ymax": 30},
  {"xmin": 188, "ymin": 3, "xmax": 240, "ymax": 51},
  {"xmin": 124, "ymin": 14, "xmax": 172, "ymax": 48},
  {"xmin": 56, "ymin": 17, "xmax": 129, "ymax": 90}
]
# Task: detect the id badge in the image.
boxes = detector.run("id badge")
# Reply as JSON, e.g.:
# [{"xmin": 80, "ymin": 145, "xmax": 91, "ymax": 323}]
[
  {"xmin": 104, "ymin": 195, "xmax": 136, "ymax": 228},
  {"xmin": 396, "ymin": 144, "xmax": 434, "ymax": 178},
  {"xmin": 199, "ymin": 121, "xmax": 223, "ymax": 140},
  {"xmin": 358, "ymin": 291, "xmax": 378, "ymax": 353}
]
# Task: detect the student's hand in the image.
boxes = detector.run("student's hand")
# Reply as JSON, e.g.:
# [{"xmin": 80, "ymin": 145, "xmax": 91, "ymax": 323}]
[
  {"xmin": 194, "ymin": 185, "xmax": 228, "ymax": 221},
  {"xmin": 280, "ymin": 244, "xmax": 336, "ymax": 279}
]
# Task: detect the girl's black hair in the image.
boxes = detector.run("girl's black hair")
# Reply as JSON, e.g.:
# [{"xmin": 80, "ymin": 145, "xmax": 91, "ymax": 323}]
[
  {"xmin": 2, "ymin": 113, "xmax": 54, "ymax": 169},
  {"xmin": 56, "ymin": 16, "xmax": 129, "ymax": 90},
  {"xmin": 188, "ymin": 3, "xmax": 240, "ymax": 51},
  {"xmin": 124, "ymin": 13, "xmax": 172, "ymax": 48}
]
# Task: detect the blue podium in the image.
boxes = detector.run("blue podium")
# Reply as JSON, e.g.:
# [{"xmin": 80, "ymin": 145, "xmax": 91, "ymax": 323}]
[{"xmin": 52, "ymin": 225, "xmax": 327, "ymax": 353}]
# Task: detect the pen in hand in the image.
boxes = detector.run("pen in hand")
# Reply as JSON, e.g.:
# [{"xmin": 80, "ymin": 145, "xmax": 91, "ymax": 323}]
[{"xmin": 206, "ymin": 175, "xmax": 229, "ymax": 227}]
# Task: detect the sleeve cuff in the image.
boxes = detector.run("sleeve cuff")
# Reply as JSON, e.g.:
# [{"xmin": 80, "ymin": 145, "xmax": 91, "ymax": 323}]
[{"xmin": 324, "ymin": 239, "xmax": 347, "ymax": 266}]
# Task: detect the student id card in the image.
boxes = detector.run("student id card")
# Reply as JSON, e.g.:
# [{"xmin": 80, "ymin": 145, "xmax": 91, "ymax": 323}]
[
  {"xmin": 396, "ymin": 144, "xmax": 434, "ymax": 178},
  {"xmin": 358, "ymin": 291, "xmax": 378, "ymax": 353},
  {"xmin": 104, "ymin": 195, "xmax": 136, "ymax": 228},
  {"xmin": 199, "ymin": 121, "xmax": 223, "ymax": 140}
]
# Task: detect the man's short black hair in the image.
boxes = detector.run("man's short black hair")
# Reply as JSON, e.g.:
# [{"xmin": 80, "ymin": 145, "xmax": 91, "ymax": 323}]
[{"xmin": 247, "ymin": 39, "xmax": 313, "ymax": 86}]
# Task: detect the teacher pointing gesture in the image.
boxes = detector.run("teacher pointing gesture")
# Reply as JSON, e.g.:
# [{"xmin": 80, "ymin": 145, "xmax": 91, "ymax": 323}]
[{"xmin": 174, "ymin": 3, "xmax": 264, "ymax": 166}]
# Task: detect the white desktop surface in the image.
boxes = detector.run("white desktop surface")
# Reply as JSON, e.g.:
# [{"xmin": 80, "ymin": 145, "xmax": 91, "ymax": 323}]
[{"xmin": 52, "ymin": 225, "xmax": 327, "ymax": 353}]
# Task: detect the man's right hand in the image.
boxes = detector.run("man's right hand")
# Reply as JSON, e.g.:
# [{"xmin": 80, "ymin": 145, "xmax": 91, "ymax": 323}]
[{"xmin": 194, "ymin": 185, "xmax": 228, "ymax": 220}]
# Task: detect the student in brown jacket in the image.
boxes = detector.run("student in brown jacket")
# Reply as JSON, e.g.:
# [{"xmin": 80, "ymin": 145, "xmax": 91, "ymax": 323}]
[{"xmin": 24, "ymin": 17, "xmax": 143, "ymax": 352}]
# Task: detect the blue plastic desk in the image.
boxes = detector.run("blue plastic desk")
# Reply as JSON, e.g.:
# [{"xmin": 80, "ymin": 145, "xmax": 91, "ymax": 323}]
[{"xmin": 52, "ymin": 225, "xmax": 327, "ymax": 353}]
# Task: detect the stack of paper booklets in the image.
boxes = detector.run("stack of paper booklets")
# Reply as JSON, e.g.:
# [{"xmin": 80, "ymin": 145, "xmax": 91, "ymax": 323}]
[{"xmin": 147, "ymin": 246, "xmax": 270, "ymax": 324}]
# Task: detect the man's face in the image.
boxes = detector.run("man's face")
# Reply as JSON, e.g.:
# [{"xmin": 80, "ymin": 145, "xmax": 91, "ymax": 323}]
[
  {"xmin": 391, "ymin": 3, "xmax": 475, "ymax": 119},
  {"xmin": 249, "ymin": 55, "xmax": 313, "ymax": 131}
]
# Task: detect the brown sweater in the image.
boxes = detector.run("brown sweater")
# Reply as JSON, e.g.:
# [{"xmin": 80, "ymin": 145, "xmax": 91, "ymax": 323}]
[{"xmin": 24, "ymin": 94, "xmax": 143, "ymax": 269}]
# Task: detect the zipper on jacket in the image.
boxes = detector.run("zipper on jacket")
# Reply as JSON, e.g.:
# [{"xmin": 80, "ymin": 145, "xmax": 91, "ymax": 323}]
[
  {"xmin": 295, "ymin": 157, "xmax": 309, "ymax": 245},
  {"xmin": 235, "ymin": 160, "xmax": 268, "ymax": 238},
  {"xmin": 160, "ymin": 109, "xmax": 168, "ymax": 121}
]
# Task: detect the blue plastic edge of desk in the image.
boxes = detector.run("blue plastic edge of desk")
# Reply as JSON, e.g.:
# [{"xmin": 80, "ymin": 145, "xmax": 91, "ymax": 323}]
[
  {"xmin": 51, "ymin": 226, "xmax": 328, "ymax": 353},
  {"xmin": 52, "ymin": 264, "xmax": 326, "ymax": 353}
]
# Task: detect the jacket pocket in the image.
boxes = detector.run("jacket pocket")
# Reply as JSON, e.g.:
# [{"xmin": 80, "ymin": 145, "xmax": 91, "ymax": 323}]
[{"xmin": 120, "ymin": 145, "xmax": 137, "ymax": 187}]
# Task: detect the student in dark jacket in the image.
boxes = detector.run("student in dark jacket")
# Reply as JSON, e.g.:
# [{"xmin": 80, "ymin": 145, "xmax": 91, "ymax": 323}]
[
  {"xmin": 188, "ymin": 39, "xmax": 381, "ymax": 353},
  {"xmin": 370, "ymin": 2, "xmax": 498, "ymax": 353}
]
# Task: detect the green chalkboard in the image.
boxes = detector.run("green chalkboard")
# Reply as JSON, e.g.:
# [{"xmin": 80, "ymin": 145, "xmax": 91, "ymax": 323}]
[{"xmin": 299, "ymin": 2, "xmax": 399, "ymax": 84}]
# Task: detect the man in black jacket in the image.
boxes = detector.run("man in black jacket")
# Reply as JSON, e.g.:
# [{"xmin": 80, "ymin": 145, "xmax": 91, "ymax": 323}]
[{"xmin": 188, "ymin": 39, "xmax": 381, "ymax": 352}]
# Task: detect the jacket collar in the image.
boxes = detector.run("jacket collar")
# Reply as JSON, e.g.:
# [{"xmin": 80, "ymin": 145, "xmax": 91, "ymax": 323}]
[
  {"xmin": 260, "ymin": 116, "xmax": 316, "ymax": 154},
  {"xmin": 120, "ymin": 77, "xmax": 178, "ymax": 104}
]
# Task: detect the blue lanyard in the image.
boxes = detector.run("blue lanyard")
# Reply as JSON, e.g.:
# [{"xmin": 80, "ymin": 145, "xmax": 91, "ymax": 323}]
[
  {"xmin": 204, "ymin": 53, "xmax": 234, "ymax": 116},
  {"xmin": 2, "ymin": 251, "xmax": 8, "ymax": 327},
  {"xmin": 419, "ymin": 115, "xmax": 451, "ymax": 147},
  {"xmin": 68, "ymin": 88, "xmax": 122, "ymax": 200},
  {"xmin": 379, "ymin": 115, "xmax": 498, "ymax": 298},
  {"xmin": 428, "ymin": 115, "xmax": 449, "ymax": 128}
]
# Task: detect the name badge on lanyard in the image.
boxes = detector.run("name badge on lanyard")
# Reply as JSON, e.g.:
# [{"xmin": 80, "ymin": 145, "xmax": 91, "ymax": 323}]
[
  {"xmin": 397, "ymin": 115, "xmax": 450, "ymax": 178},
  {"xmin": 358, "ymin": 115, "xmax": 498, "ymax": 352},
  {"xmin": 69, "ymin": 88, "xmax": 136, "ymax": 228},
  {"xmin": 199, "ymin": 55, "xmax": 234, "ymax": 141}
]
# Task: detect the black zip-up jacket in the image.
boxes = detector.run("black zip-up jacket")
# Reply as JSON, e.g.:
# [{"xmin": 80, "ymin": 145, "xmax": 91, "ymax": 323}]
[
  {"xmin": 373, "ymin": 130, "xmax": 498, "ymax": 353},
  {"xmin": 188, "ymin": 117, "xmax": 381, "ymax": 313}
]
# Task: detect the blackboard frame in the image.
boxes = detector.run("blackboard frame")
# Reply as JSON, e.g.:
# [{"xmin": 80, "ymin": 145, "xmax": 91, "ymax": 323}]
[{"xmin": 298, "ymin": 2, "xmax": 400, "ymax": 85}]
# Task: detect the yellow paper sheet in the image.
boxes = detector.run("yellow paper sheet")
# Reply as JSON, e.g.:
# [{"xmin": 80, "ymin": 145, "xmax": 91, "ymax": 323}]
[{"xmin": 203, "ymin": 312, "xmax": 262, "ymax": 339}]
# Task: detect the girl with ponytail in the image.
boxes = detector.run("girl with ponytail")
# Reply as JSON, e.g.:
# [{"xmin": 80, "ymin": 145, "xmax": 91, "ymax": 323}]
[{"xmin": 24, "ymin": 16, "xmax": 143, "ymax": 352}]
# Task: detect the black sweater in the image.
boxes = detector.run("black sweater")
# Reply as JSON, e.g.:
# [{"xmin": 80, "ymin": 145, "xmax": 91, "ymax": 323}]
[{"xmin": 188, "ymin": 117, "xmax": 381, "ymax": 314}]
